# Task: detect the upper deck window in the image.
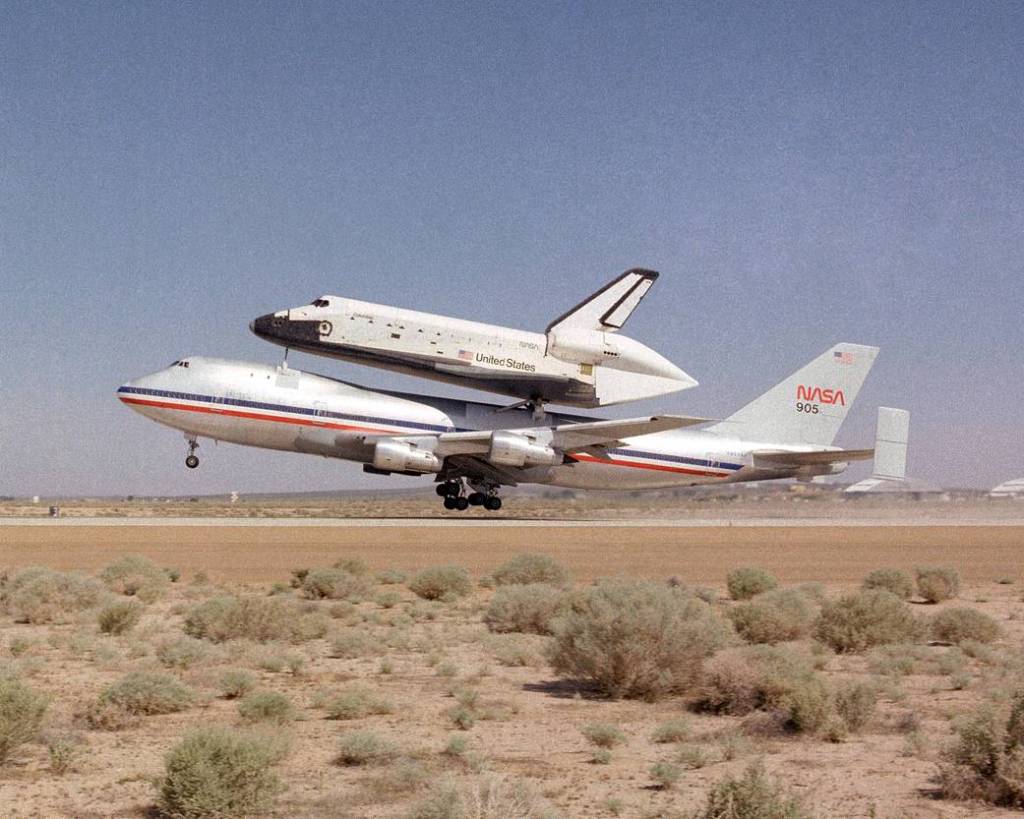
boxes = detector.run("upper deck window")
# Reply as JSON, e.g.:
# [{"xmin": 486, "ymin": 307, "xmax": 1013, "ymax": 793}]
[{"xmin": 311, "ymin": 298, "xmax": 331, "ymax": 308}]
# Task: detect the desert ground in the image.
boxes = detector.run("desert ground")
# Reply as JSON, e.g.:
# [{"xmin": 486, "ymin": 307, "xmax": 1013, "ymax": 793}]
[{"xmin": 1, "ymin": 504, "xmax": 1023, "ymax": 818}]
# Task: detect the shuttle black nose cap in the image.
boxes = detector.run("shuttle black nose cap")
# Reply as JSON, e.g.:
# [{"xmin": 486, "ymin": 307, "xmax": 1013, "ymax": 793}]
[
  {"xmin": 250, "ymin": 312, "xmax": 322, "ymax": 347},
  {"xmin": 250, "ymin": 313, "xmax": 277, "ymax": 340}
]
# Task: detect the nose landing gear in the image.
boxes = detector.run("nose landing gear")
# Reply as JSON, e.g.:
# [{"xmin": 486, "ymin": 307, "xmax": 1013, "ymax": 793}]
[{"xmin": 184, "ymin": 437, "xmax": 200, "ymax": 469}]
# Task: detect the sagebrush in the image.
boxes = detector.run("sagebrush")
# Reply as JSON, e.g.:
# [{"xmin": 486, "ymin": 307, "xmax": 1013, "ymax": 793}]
[
  {"xmin": 183, "ymin": 595, "xmax": 328, "ymax": 643},
  {"xmin": 814, "ymin": 590, "xmax": 922, "ymax": 653},
  {"xmin": 548, "ymin": 579, "xmax": 729, "ymax": 700},
  {"xmin": 491, "ymin": 553, "xmax": 570, "ymax": 587},
  {"xmin": 862, "ymin": 568, "xmax": 914, "ymax": 599},
  {"xmin": 728, "ymin": 588, "xmax": 813, "ymax": 644},
  {"xmin": 916, "ymin": 566, "xmax": 960, "ymax": 603},
  {"xmin": 483, "ymin": 583, "xmax": 567, "ymax": 635},
  {"xmin": 726, "ymin": 567, "xmax": 779, "ymax": 600},
  {"xmin": 157, "ymin": 727, "xmax": 286, "ymax": 818},
  {"xmin": 408, "ymin": 566, "xmax": 472, "ymax": 601},
  {"xmin": 0, "ymin": 679, "xmax": 48, "ymax": 765}
]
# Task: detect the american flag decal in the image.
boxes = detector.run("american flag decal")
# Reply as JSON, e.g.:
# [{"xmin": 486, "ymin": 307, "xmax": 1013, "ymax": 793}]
[
  {"xmin": 458, "ymin": 349, "xmax": 474, "ymax": 362},
  {"xmin": 834, "ymin": 351, "xmax": 854, "ymax": 365}
]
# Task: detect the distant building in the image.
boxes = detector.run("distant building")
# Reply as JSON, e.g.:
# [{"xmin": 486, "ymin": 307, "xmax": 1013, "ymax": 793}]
[{"xmin": 990, "ymin": 478, "xmax": 1024, "ymax": 499}]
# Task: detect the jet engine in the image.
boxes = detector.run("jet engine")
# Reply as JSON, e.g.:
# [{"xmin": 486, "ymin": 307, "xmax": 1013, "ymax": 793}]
[
  {"xmin": 372, "ymin": 440, "xmax": 442, "ymax": 474},
  {"xmin": 487, "ymin": 431, "xmax": 559, "ymax": 468}
]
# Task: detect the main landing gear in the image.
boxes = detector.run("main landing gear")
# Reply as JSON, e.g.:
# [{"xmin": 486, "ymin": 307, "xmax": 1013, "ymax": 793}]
[
  {"xmin": 184, "ymin": 437, "xmax": 200, "ymax": 469},
  {"xmin": 435, "ymin": 479, "xmax": 502, "ymax": 512}
]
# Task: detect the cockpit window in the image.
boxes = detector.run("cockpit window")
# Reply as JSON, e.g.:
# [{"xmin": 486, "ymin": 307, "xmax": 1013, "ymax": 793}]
[
  {"xmin": 311, "ymin": 298, "xmax": 331, "ymax": 308},
  {"xmin": 170, "ymin": 360, "xmax": 190, "ymax": 368}
]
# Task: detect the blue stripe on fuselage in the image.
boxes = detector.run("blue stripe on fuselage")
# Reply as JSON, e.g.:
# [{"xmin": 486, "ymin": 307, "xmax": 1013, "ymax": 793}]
[
  {"xmin": 605, "ymin": 447, "xmax": 743, "ymax": 472},
  {"xmin": 118, "ymin": 386, "xmax": 743, "ymax": 472},
  {"xmin": 117, "ymin": 386, "xmax": 456, "ymax": 433}
]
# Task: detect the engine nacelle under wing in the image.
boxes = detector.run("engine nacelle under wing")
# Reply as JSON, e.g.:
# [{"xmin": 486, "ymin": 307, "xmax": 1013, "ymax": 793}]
[
  {"xmin": 487, "ymin": 431, "xmax": 560, "ymax": 468},
  {"xmin": 372, "ymin": 440, "xmax": 442, "ymax": 474}
]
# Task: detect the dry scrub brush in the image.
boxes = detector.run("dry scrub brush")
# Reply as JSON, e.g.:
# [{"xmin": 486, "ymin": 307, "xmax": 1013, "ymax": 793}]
[
  {"xmin": 156, "ymin": 727, "xmax": 287, "ymax": 819},
  {"xmin": 726, "ymin": 567, "xmax": 779, "ymax": 600},
  {"xmin": 931, "ymin": 607, "xmax": 1000, "ymax": 645},
  {"xmin": 324, "ymin": 687, "xmax": 394, "ymax": 720},
  {"xmin": 335, "ymin": 730, "xmax": 396, "ymax": 766},
  {"xmin": 183, "ymin": 595, "xmax": 328, "ymax": 643},
  {"xmin": 491, "ymin": 553, "xmax": 570, "ymax": 588},
  {"xmin": 99, "ymin": 555, "xmax": 169, "ymax": 601},
  {"xmin": 0, "ymin": 678, "xmax": 48, "ymax": 765},
  {"xmin": 916, "ymin": 566, "xmax": 961, "ymax": 603},
  {"xmin": 97, "ymin": 599, "xmax": 144, "ymax": 635},
  {"xmin": 300, "ymin": 567, "xmax": 370, "ymax": 601},
  {"xmin": 548, "ymin": 579, "xmax": 729, "ymax": 700},
  {"xmin": 693, "ymin": 762, "xmax": 808, "ymax": 819},
  {"xmin": 698, "ymin": 649, "xmax": 876, "ymax": 738},
  {"xmin": 237, "ymin": 691, "xmax": 295, "ymax": 724},
  {"xmin": 2, "ymin": 568, "xmax": 106, "ymax": 624},
  {"xmin": 941, "ymin": 688, "xmax": 1024, "ymax": 807},
  {"xmin": 862, "ymin": 568, "xmax": 914, "ymax": 599},
  {"xmin": 483, "ymin": 583, "xmax": 568, "ymax": 635},
  {"xmin": 98, "ymin": 671, "xmax": 195, "ymax": 716},
  {"xmin": 814, "ymin": 590, "xmax": 922, "ymax": 653},
  {"xmin": 217, "ymin": 669, "xmax": 257, "ymax": 699},
  {"xmin": 410, "ymin": 774, "xmax": 559, "ymax": 819},
  {"xmin": 408, "ymin": 565, "xmax": 473, "ymax": 601},
  {"xmin": 727, "ymin": 588, "xmax": 814, "ymax": 644}
]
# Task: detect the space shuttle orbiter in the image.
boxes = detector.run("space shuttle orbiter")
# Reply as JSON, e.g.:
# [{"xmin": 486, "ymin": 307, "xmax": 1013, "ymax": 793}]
[{"xmin": 250, "ymin": 269, "xmax": 696, "ymax": 411}]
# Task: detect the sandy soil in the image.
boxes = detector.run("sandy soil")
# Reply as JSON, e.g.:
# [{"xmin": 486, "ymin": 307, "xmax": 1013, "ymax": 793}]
[
  {"xmin": 1, "ymin": 522, "xmax": 1023, "ymax": 818},
  {"xmin": 1, "ymin": 523, "xmax": 1022, "ymax": 584}
]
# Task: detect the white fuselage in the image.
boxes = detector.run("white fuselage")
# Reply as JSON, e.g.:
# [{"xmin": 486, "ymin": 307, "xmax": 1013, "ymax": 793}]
[
  {"xmin": 250, "ymin": 297, "xmax": 695, "ymax": 408},
  {"xmin": 118, "ymin": 358, "xmax": 833, "ymax": 490}
]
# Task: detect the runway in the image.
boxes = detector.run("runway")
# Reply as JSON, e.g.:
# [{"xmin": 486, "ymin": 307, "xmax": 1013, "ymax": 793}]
[{"xmin": 3, "ymin": 515, "xmax": 1023, "ymax": 527}]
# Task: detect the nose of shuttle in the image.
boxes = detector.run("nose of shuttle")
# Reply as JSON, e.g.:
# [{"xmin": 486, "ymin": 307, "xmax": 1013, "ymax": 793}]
[
  {"xmin": 250, "ymin": 312, "xmax": 278, "ymax": 341},
  {"xmin": 250, "ymin": 310, "xmax": 323, "ymax": 348}
]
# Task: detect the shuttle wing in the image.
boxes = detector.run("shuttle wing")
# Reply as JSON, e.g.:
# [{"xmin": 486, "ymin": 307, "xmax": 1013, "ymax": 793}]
[
  {"xmin": 546, "ymin": 268, "xmax": 659, "ymax": 334},
  {"xmin": 752, "ymin": 448, "xmax": 874, "ymax": 468}
]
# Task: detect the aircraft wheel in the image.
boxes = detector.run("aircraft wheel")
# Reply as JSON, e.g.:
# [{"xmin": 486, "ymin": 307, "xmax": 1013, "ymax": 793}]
[
  {"xmin": 483, "ymin": 497, "xmax": 502, "ymax": 511},
  {"xmin": 435, "ymin": 483, "xmax": 449, "ymax": 497},
  {"xmin": 185, "ymin": 455, "xmax": 200, "ymax": 469},
  {"xmin": 455, "ymin": 497, "xmax": 469, "ymax": 511},
  {"xmin": 468, "ymin": 492, "xmax": 485, "ymax": 506},
  {"xmin": 443, "ymin": 496, "xmax": 457, "ymax": 510}
]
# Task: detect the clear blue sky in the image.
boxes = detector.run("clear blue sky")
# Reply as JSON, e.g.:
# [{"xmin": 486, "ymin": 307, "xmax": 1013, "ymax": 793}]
[{"xmin": 2, "ymin": 1, "xmax": 1021, "ymax": 495}]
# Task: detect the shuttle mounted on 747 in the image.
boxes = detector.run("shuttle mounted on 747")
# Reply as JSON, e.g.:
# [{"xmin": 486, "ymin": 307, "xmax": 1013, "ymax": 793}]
[{"xmin": 250, "ymin": 269, "xmax": 696, "ymax": 413}]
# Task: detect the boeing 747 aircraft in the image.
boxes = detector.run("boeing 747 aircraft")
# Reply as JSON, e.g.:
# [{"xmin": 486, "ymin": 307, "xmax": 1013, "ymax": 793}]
[
  {"xmin": 250, "ymin": 269, "xmax": 696, "ymax": 413},
  {"xmin": 118, "ymin": 344, "xmax": 879, "ymax": 511}
]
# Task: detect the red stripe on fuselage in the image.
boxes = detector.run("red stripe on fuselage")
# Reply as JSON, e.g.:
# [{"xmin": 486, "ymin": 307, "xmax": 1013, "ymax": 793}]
[
  {"xmin": 121, "ymin": 396, "xmax": 733, "ymax": 478},
  {"xmin": 570, "ymin": 452, "xmax": 731, "ymax": 478},
  {"xmin": 118, "ymin": 396, "xmax": 408, "ymax": 436}
]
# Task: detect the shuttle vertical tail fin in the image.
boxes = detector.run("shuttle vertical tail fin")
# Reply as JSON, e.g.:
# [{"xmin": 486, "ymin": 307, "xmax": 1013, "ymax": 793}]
[
  {"xmin": 709, "ymin": 343, "xmax": 879, "ymax": 446},
  {"xmin": 546, "ymin": 269, "xmax": 658, "ymax": 334}
]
